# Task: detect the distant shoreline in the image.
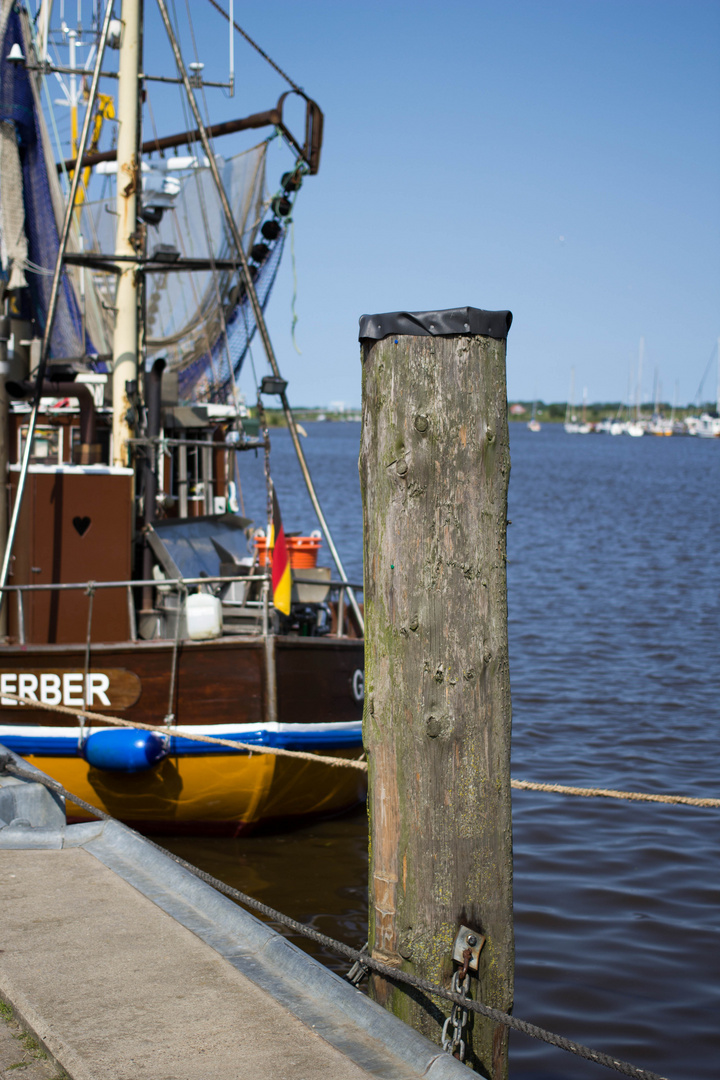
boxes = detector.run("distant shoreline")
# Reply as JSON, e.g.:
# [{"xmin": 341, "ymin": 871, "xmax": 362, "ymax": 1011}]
[
  {"xmin": 508, "ymin": 402, "xmax": 709, "ymax": 424},
  {"xmin": 253, "ymin": 405, "xmax": 710, "ymax": 428}
]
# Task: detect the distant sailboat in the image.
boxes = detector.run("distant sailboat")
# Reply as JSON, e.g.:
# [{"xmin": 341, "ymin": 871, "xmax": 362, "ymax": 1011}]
[
  {"xmin": 695, "ymin": 339, "xmax": 720, "ymax": 438},
  {"xmin": 564, "ymin": 368, "xmax": 581, "ymax": 433},
  {"xmin": 565, "ymin": 372, "xmax": 591, "ymax": 434},
  {"xmin": 626, "ymin": 338, "xmax": 645, "ymax": 436},
  {"xmin": 527, "ymin": 399, "xmax": 541, "ymax": 432},
  {"xmin": 578, "ymin": 386, "xmax": 592, "ymax": 433}
]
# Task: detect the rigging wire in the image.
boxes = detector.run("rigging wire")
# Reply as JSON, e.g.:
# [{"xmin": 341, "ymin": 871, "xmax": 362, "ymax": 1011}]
[
  {"xmin": 183, "ymin": 0, "xmax": 241, "ymax": 402},
  {"xmin": 692, "ymin": 339, "xmax": 719, "ymax": 407},
  {"xmin": 173, "ymin": 0, "xmax": 282, "ymax": 408},
  {"xmin": 165, "ymin": 0, "xmax": 228, "ymax": 394},
  {"xmin": 243, "ymin": 305, "xmax": 260, "ymax": 392},
  {"xmin": 26, "ymin": 16, "xmax": 72, "ymax": 195},
  {"xmin": 167, "ymin": 199, "xmax": 219, "ymax": 382},
  {"xmin": 166, "ymin": 0, "xmax": 242, "ymax": 402},
  {"xmin": 144, "ymin": 91, "xmax": 165, "ymax": 158},
  {"xmin": 205, "ymin": 0, "xmax": 303, "ymax": 95},
  {"xmin": 289, "ymin": 216, "xmax": 301, "ymax": 354},
  {"xmin": 156, "ymin": 0, "xmax": 367, "ymax": 627}
]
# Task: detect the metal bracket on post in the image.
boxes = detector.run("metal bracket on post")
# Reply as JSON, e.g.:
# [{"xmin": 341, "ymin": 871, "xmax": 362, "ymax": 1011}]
[
  {"xmin": 442, "ymin": 926, "xmax": 486, "ymax": 1061},
  {"xmin": 452, "ymin": 925, "xmax": 485, "ymax": 971}
]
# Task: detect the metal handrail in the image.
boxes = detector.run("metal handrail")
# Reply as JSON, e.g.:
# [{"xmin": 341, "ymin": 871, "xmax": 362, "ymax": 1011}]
[
  {"xmin": 3, "ymin": 572, "xmax": 362, "ymax": 647},
  {"xmin": 0, "ymin": 575, "xmax": 363, "ymax": 593},
  {"xmin": 129, "ymin": 437, "xmax": 265, "ymax": 451}
]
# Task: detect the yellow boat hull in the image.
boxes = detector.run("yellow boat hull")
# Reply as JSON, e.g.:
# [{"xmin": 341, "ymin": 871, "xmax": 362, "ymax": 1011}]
[{"xmin": 22, "ymin": 750, "xmax": 367, "ymax": 835}]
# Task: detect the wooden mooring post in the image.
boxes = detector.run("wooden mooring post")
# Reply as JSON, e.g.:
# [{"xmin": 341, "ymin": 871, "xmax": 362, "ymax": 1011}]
[{"xmin": 359, "ymin": 307, "xmax": 514, "ymax": 1078}]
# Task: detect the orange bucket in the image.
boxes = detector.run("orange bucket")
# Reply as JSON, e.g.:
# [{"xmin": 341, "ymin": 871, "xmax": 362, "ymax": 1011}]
[
  {"xmin": 254, "ymin": 535, "xmax": 270, "ymax": 567},
  {"xmin": 287, "ymin": 535, "xmax": 322, "ymax": 569},
  {"xmin": 254, "ymin": 533, "xmax": 322, "ymax": 570}
]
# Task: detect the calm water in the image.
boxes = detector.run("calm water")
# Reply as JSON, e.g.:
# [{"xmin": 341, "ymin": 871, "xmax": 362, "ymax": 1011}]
[{"xmin": 163, "ymin": 421, "xmax": 720, "ymax": 1080}]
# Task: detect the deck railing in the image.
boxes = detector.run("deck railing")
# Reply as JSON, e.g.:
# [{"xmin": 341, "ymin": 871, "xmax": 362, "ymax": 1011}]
[{"xmin": 0, "ymin": 573, "xmax": 363, "ymax": 645}]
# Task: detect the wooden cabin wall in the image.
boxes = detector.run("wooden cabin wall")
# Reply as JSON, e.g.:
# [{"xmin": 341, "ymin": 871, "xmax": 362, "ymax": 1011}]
[{"xmin": 7, "ymin": 470, "xmax": 132, "ymax": 644}]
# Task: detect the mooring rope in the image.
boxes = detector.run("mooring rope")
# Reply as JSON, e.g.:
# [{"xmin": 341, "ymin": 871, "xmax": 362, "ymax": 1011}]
[
  {"xmin": 2, "ymin": 692, "xmax": 718, "ymax": 806},
  {"xmin": 509, "ymin": 778, "xmax": 720, "ymax": 808},
  {"xmin": 0, "ymin": 756, "xmax": 669, "ymax": 1080}
]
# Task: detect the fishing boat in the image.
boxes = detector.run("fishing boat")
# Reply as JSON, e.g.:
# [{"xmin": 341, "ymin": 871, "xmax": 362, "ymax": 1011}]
[{"xmin": 0, "ymin": 1, "xmax": 365, "ymax": 833}]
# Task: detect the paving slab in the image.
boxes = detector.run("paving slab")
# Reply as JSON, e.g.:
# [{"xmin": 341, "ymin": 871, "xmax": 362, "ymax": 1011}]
[{"xmin": 0, "ymin": 848, "xmax": 382, "ymax": 1080}]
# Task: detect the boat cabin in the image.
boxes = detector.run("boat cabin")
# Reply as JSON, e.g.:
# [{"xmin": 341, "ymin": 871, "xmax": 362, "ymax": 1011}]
[{"xmin": 3, "ymin": 361, "xmax": 352, "ymax": 648}]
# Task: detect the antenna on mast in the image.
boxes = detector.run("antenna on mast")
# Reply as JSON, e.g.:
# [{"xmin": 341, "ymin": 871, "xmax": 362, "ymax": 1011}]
[{"xmin": 228, "ymin": 0, "xmax": 234, "ymax": 96}]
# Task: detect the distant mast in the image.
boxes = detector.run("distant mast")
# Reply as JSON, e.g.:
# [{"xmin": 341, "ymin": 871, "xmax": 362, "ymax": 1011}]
[
  {"xmin": 566, "ymin": 366, "xmax": 575, "ymax": 423},
  {"xmin": 111, "ymin": 0, "xmax": 142, "ymax": 466},
  {"xmin": 636, "ymin": 336, "xmax": 644, "ymax": 422}
]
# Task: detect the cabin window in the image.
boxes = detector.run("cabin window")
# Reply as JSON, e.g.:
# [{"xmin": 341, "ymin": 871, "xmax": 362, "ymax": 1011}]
[
  {"xmin": 18, "ymin": 425, "xmax": 61, "ymax": 465},
  {"xmin": 69, "ymin": 426, "xmax": 110, "ymax": 465}
]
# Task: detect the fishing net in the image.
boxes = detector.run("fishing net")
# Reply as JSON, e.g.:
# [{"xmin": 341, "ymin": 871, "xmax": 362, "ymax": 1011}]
[
  {"xmin": 82, "ymin": 141, "xmax": 276, "ymax": 402},
  {"xmin": 176, "ymin": 229, "xmax": 284, "ymax": 404},
  {"xmin": 0, "ymin": 1, "xmax": 283, "ymax": 397},
  {"xmin": 0, "ymin": 3, "xmax": 102, "ymax": 360}
]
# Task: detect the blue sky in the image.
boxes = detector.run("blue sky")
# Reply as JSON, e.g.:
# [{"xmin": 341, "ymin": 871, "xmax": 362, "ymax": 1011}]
[{"xmin": 49, "ymin": 1, "xmax": 720, "ymax": 408}]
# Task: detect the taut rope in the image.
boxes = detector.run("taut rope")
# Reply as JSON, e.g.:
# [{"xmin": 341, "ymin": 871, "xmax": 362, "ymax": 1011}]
[{"xmin": 3, "ymin": 693, "xmax": 719, "ymax": 806}]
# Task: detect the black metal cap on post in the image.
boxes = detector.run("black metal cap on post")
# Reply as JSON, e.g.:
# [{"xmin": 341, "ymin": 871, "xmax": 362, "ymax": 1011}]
[{"xmin": 358, "ymin": 307, "xmax": 513, "ymax": 343}]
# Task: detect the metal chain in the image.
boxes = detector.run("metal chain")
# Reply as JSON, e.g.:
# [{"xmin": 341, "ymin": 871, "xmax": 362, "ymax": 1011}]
[
  {"xmin": 441, "ymin": 968, "xmax": 470, "ymax": 1061},
  {"xmin": 0, "ymin": 758, "xmax": 670, "ymax": 1080}
]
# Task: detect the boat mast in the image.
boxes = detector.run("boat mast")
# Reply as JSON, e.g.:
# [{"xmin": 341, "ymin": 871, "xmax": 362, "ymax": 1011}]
[
  {"xmin": 566, "ymin": 366, "xmax": 575, "ymax": 423},
  {"xmin": 636, "ymin": 336, "xmax": 644, "ymax": 422},
  {"xmin": 112, "ymin": 0, "xmax": 142, "ymax": 467}
]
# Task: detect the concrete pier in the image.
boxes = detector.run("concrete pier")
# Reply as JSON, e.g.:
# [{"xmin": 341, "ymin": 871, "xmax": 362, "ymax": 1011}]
[
  {"xmin": 0, "ymin": 1001, "xmax": 61, "ymax": 1079},
  {"xmin": 0, "ymin": 750, "xmax": 468, "ymax": 1080}
]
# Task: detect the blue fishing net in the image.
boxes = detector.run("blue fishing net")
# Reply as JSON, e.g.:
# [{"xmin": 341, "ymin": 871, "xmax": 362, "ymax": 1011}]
[
  {"xmin": 0, "ymin": 8, "xmax": 93, "ymax": 360},
  {"xmin": 177, "ymin": 231, "xmax": 285, "ymax": 403}
]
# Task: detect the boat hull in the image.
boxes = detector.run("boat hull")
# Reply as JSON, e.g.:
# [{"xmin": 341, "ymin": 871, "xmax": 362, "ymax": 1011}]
[
  {"xmin": 0, "ymin": 634, "xmax": 366, "ymax": 832},
  {"xmin": 0, "ymin": 635, "xmax": 364, "ymax": 726},
  {"xmin": 19, "ymin": 747, "xmax": 366, "ymax": 835}
]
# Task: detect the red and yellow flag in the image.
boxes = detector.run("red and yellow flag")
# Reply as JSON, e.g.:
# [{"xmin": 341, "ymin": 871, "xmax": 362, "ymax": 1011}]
[{"xmin": 270, "ymin": 487, "xmax": 292, "ymax": 616}]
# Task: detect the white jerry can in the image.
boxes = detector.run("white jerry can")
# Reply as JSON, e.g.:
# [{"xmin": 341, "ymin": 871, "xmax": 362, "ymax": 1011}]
[{"xmin": 185, "ymin": 592, "xmax": 223, "ymax": 640}]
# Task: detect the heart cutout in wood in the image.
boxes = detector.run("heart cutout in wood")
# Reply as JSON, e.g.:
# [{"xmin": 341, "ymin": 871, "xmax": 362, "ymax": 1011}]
[{"xmin": 72, "ymin": 516, "xmax": 91, "ymax": 537}]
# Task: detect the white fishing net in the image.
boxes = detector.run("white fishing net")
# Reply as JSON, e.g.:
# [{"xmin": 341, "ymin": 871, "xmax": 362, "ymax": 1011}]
[{"xmin": 81, "ymin": 141, "xmax": 268, "ymax": 382}]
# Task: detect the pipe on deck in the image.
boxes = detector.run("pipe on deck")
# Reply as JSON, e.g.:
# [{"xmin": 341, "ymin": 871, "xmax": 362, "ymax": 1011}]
[{"xmin": 6, "ymin": 380, "xmax": 100, "ymax": 464}]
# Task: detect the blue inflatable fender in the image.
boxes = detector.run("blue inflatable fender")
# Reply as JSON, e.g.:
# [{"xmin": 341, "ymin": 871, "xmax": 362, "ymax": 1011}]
[{"xmin": 83, "ymin": 729, "xmax": 170, "ymax": 773}]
